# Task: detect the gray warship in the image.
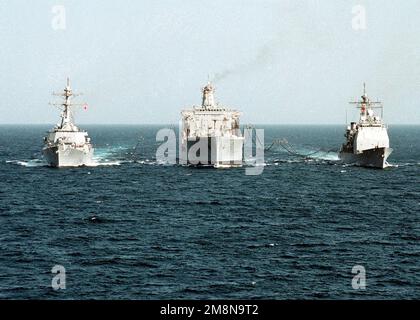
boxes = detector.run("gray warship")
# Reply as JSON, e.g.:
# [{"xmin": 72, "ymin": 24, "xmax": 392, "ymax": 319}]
[
  {"xmin": 43, "ymin": 78, "xmax": 94, "ymax": 167},
  {"xmin": 339, "ymin": 84, "xmax": 393, "ymax": 169},
  {"xmin": 180, "ymin": 82, "xmax": 244, "ymax": 168}
]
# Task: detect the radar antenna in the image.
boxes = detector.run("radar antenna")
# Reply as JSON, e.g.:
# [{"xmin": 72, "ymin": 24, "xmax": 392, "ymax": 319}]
[
  {"xmin": 50, "ymin": 78, "xmax": 87, "ymax": 129},
  {"xmin": 349, "ymin": 83, "xmax": 384, "ymax": 119}
]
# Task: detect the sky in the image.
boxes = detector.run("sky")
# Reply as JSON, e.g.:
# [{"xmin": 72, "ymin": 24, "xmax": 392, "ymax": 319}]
[{"xmin": 1, "ymin": 0, "xmax": 420, "ymax": 124}]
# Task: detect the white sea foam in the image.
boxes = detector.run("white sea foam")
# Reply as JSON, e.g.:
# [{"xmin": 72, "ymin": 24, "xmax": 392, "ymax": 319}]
[
  {"xmin": 85, "ymin": 161, "xmax": 122, "ymax": 167},
  {"xmin": 308, "ymin": 152, "xmax": 340, "ymax": 161},
  {"xmin": 5, "ymin": 159, "xmax": 48, "ymax": 167},
  {"xmin": 7, "ymin": 145, "xmax": 132, "ymax": 168},
  {"xmin": 6, "ymin": 158, "xmax": 123, "ymax": 168},
  {"xmin": 243, "ymin": 158, "xmax": 267, "ymax": 166},
  {"xmin": 136, "ymin": 159, "xmax": 158, "ymax": 165},
  {"xmin": 89, "ymin": 146, "xmax": 133, "ymax": 166},
  {"xmin": 394, "ymin": 162, "xmax": 418, "ymax": 168}
]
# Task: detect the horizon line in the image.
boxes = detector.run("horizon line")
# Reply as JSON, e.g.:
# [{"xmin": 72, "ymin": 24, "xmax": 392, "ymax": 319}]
[{"xmin": 0, "ymin": 123, "xmax": 418, "ymax": 126}]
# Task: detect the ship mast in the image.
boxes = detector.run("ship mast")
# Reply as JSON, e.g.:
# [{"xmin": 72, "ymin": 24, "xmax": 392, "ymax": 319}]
[
  {"xmin": 51, "ymin": 78, "xmax": 85, "ymax": 130},
  {"xmin": 62, "ymin": 78, "xmax": 73, "ymax": 126},
  {"xmin": 349, "ymin": 83, "xmax": 383, "ymax": 120}
]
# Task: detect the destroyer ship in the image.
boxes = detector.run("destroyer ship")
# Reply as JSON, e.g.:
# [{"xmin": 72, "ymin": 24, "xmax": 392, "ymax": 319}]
[
  {"xmin": 339, "ymin": 84, "xmax": 392, "ymax": 169},
  {"xmin": 43, "ymin": 78, "xmax": 94, "ymax": 167},
  {"xmin": 180, "ymin": 82, "xmax": 244, "ymax": 168}
]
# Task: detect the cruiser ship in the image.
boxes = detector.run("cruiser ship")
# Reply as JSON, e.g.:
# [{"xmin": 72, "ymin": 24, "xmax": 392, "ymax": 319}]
[
  {"xmin": 339, "ymin": 84, "xmax": 392, "ymax": 169},
  {"xmin": 180, "ymin": 82, "xmax": 244, "ymax": 168},
  {"xmin": 43, "ymin": 78, "xmax": 94, "ymax": 167}
]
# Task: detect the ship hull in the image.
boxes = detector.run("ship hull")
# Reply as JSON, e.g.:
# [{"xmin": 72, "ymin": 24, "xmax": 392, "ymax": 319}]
[
  {"xmin": 43, "ymin": 145, "xmax": 94, "ymax": 168},
  {"xmin": 339, "ymin": 147, "xmax": 393, "ymax": 169},
  {"xmin": 181, "ymin": 136, "xmax": 243, "ymax": 168}
]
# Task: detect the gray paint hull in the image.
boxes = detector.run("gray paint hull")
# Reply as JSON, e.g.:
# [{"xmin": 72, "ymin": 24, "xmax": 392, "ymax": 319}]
[
  {"xmin": 183, "ymin": 137, "xmax": 243, "ymax": 168},
  {"xmin": 339, "ymin": 147, "xmax": 393, "ymax": 169},
  {"xmin": 43, "ymin": 146, "xmax": 94, "ymax": 168}
]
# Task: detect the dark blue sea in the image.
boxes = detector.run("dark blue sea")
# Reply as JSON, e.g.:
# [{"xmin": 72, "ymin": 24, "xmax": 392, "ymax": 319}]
[{"xmin": 0, "ymin": 125, "xmax": 418, "ymax": 299}]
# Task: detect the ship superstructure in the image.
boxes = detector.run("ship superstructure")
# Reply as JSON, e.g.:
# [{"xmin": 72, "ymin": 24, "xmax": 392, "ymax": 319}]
[
  {"xmin": 180, "ymin": 82, "xmax": 244, "ymax": 167},
  {"xmin": 339, "ymin": 84, "xmax": 392, "ymax": 168},
  {"xmin": 43, "ymin": 78, "xmax": 94, "ymax": 167}
]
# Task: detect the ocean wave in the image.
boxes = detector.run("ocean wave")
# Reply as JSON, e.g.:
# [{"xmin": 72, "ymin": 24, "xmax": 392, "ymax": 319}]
[
  {"xmin": 89, "ymin": 146, "xmax": 134, "ymax": 166},
  {"xmin": 393, "ymin": 162, "xmax": 419, "ymax": 167},
  {"xmin": 85, "ymin": 160, "xmax": 122, "ymax": 167},
  {"xmin": 268, "ymin": 142, "xmax": 340, "ymax": 161},
  {"xmin": 308, "ymin": 152, "xmax": 340, "ymax": 161},
  {"xmin": 243, "ymin": 158, "xmax": 267, "ymax": 166},
  {"xmin": 5, "ymin": 159, "xmax": 48, "ymax": 167},
  {"xmin": 135, "ymin": 159, "xmax": 182, "ymax": 166},
  {"xmin": 136, "ymin": 159, "xmax": 158, "ymax": 165},
  {"xmin": 5, "ymin": 158, "xmax": 123, "ymax": 168}
]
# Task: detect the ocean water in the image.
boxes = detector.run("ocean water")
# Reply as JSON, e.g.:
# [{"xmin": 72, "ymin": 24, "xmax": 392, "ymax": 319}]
[{"xmin": 0, "ymin": 124, "xmax": 418, "ymax": 299}]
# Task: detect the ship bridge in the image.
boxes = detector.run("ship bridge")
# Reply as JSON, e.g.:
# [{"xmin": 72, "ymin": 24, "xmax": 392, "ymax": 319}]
[{"xmin": 181, "ymin": 82, "xmax": 242, "ymax": 139}]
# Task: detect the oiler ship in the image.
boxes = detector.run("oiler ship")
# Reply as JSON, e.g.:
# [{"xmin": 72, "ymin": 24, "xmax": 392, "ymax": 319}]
[
  {"xmin": 180, "ymin": 82, "xmax": 244, "ymax": 168},
  {"xmin": 43, "ymin": 78, "xmax": 94, "ymax": 167},
  {"xmin": 339, "ymin": 84, "xmax": 393, "ymax": 169}
]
